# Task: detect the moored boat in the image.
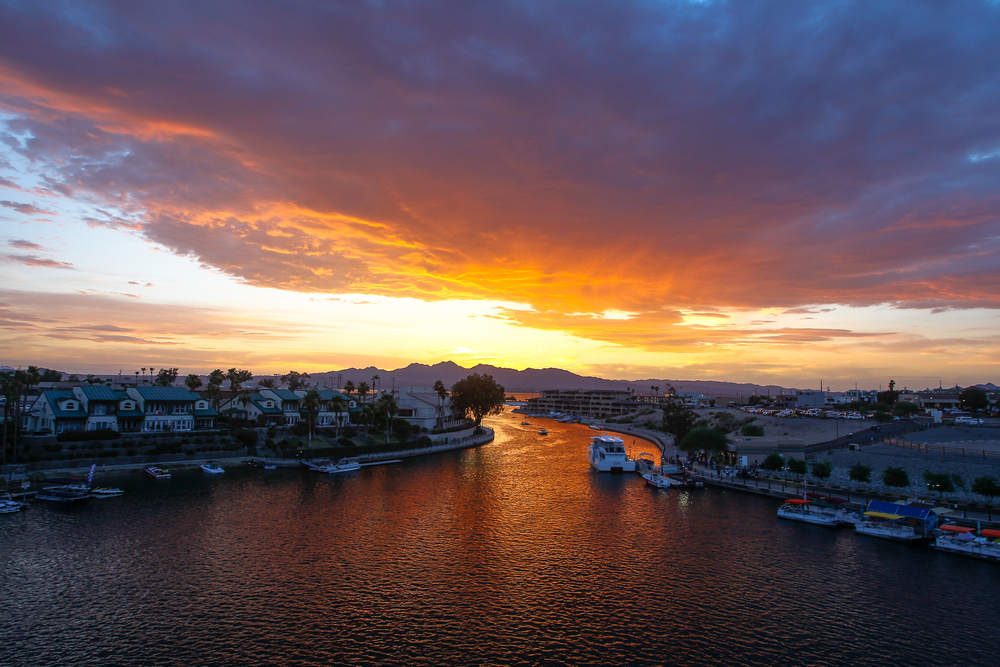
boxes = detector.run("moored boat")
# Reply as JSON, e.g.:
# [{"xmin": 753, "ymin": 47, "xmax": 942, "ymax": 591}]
[
  {"xmin": 324, "ymin": 458, "xmax": 361, "ymax": 474},
  {"xmin": 0, "ymin": 493, "xmax": 26, "ymax": 513},
  {"xmin": 90, "ymin": 487, "xmax": 125, "ymax": 498},
  {"xmin": 144, "ymin": 465, "xmax": 172, "ymax": 480},
  {"xmin": 642, "ymin": 469, "xmax": 672, "ymax": 489},
  {"xmin": 200, "ymin": 462, "xmax": 225, "ymax": 475},
  {"xmin": 538, "ymin": 428, "xmax": 548, "ymax": 435},
  {"xmin": 854, "ymin": 500, "xmax": 937, "ymax": 542},
  {"xmin": 588, "ymin": 435, "xmax": 636, "ymax": 473},
  {"xmin": 35, "ymin": 485, "xmax": 91, "ymax": 503},
  {"xmin": 777, "ymin": 498, "xmax": 852, "ymax": 527},
  {"xmin": 932, "ymin": 525, "xmax": 1000, "ymax": 562}
]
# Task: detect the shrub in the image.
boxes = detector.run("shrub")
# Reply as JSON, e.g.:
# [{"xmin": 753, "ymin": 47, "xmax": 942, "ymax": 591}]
[
  {"xmin": 787, "ymin": 458, "xmax": 807, "ymax": 475},
  {"xmin": 761, "ymin": 453, "xmax": 784, "ymax": 471},
  {"xmin": 811, "ymin": 461, "xmax": 833, "ymax": 479},
  {"xmin": 883, "ymin": 467, "xmax": 910, "ymax": 488},
  {"xmin": 848, "ymin": 463, "xmax": 871, "ymax": 484},
  {"xmin": 741, "ymin": 424, "xmax": 764, "ymax": 437}
]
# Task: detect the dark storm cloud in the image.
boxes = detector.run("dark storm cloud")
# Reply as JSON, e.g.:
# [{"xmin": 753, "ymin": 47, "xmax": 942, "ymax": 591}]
[{"xmin": 0, "ymin": 0, "xmax": 998, "ymax": 312}]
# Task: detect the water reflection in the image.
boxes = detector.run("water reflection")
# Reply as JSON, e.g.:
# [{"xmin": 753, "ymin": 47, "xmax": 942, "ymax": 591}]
[{"xmin": 1, "ymin": 409, "xmax": 999, "ymax": 665}]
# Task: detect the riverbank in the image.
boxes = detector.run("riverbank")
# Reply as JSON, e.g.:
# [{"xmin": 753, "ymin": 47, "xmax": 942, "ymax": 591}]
[{"xmin": 2, "ymin": 428, "xmax": 495, "ymax": 478}]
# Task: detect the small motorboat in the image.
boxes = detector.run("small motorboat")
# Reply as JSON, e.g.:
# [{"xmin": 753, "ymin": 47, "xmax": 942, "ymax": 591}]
[
  {"xmin": 0, "ymin": 494, "xmax": 26, "ymax": 513},
  {"xmin": 324, "ymin": 458, "xmax": 361, "ymax": 474},
  {"xmin": 520, "ymin": 420, "xmax": 531, "ymax": 425},
  {"xmin": 144, "ymin": 465, "xmax": 172, "ymax": 480},
  {"xmin": 200, "ymin": 463, "xmax": 225, "ymax": 475},
  {"xmin": 642, "ymin": 470, "xmax": 672, "ymax": 489},
  {"xmin": 90, "ymin": 487, "xmax": 125, "ymax": 498},
  {"xmin": 538, "ymin": 428, "xmax": 548, "ymax": 435}
]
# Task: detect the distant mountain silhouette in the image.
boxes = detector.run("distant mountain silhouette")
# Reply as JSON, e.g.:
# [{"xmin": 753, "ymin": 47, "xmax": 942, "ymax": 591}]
[{"xmin": 308, "ymin": 361, "xmax": 794, "ymax": 397}]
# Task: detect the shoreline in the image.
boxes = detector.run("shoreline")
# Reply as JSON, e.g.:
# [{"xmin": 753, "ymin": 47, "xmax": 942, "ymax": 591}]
[{"xmin": 3, "ymin": 428, "xmax": 495, "ymax": 478}]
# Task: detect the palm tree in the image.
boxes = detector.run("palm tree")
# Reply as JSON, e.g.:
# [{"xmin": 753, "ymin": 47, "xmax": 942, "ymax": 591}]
[
  {"xmin": 330, "ymin": 396, "xmax": 348, "ymax": 436},
  {"xmin": 357, "ymin": 382, "xmax": 370, "ymax": 404},
  {"xmin": 433, "ymin": 380, "xmax": 448, "ymax": 429},
  {"xmin": 185, "ymin": 374, "xmax": 203, "ymax": 392},
  {"xmin": 375, "ymin": 391, "xmax": 398, "ymax": 444},
  {"xmin": 301, "ymin": 389, "xmax": 321, "ymax": 442},
  {"xmin": 344, "ymin": 380, "xmax": 355, "ymax": 397},
  {"xmin": 234, "ymin": 386, "xmax": 254, "ymax": 430}
]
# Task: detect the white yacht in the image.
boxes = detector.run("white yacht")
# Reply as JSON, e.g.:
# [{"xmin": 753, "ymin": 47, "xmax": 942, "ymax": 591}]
[
  {"xmin": 588, "ymin": 435, "xmax": 636, "ymax": 473},
  {"xmin": 200, "ymin": 463, "xmax": 225, "ymax": 475}
]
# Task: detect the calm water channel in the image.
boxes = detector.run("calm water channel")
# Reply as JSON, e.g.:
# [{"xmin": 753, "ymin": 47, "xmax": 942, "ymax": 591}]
[{"xmin": 3, "ymin": 410, "xmax": 999, "ymax": 665}]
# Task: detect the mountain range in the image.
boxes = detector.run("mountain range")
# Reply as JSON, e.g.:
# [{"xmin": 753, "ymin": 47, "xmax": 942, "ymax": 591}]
[{"xmin": 307, "ymin": 361, "xmax": 793, "ymax": 398}]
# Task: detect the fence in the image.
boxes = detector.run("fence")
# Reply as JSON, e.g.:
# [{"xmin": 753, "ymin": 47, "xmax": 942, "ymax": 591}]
[{"xmin": 884, "ymin": 437, "xmax": 999, "ymax": 459}]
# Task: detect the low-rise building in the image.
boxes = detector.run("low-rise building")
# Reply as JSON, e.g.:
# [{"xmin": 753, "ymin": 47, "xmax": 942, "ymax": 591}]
[
  {"xmin": 127, "ymin": 386, "xmax": 201, "ymax": 433},
  {"xmin": 259, "ymin": 388, "xmax": 301, "ymax": 426},
  {"xmin": 524, "ymin": 389, "xmax": 637, "ymax": 418}
]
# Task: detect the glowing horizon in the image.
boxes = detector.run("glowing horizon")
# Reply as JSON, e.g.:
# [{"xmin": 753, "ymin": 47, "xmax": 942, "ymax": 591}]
[{"xmin": 1, "ymin": 1, "xmax": 999, "ymax": 389}]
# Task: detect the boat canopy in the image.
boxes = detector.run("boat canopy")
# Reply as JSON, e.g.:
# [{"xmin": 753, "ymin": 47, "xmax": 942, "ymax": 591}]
[
  {"xmin": 866, "ymin": 500, "xmax": 933, "ymax": 520},
  {"xmin": 864, "ymin": 511, "xmax": 903, "ymax": 520},
  {"xmin": 939, "ymin": 524, "xmax": 975, "ymax": 533},
  {"xmin": 785, "ymin": 498, "xmax": 811, "ymax": 505},
  {"xmin": 980, "ymin": 529, "xmax": 1000, "ymax": 539}
]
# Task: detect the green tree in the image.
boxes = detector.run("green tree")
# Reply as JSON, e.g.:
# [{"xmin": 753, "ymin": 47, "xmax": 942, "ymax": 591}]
[
  {"xmin": 343, "ymin": 380, "xmax": 355, "ymax": 396},
  {"xmin": 185, "ymin": 374, "xmax": 203, "ymax": 392},
  {"xmin": 959, "ymin": 387, "xmax": 988, "ymax": 412},
  {"xmin": 282, "ymin": 371, "xmax": 310, "ymax": 391},
  {"xmin": 226, "ymin": 368, "xmax": 253, "ymax": 391},
  {"xmin": 258, "ymin": 378, "xmax": 276, "ymax": 388},
  {"xmin": 787, "ymin": 458, "xmax": 807, "ymax": 475},
  {"xmin": 811, "ymin": 461, "xmax": 833, "ymax": 479},
  {"xmin": 741, "ymin": 424, "xmax": 764, "ymax": 436},
  {"xmin": 761, "ymin": 452, "xmax": 784, "ymax": 471},
  {"xmin": 892, "ymin": 401, "xmax": 921, "ymax": 417},
  {"xmin": 923, "ymin": 471, "xmax": 955, "ymax": 497},
  {"xmin": 208, "ymin": 368, "xmax": 226, "ymax": 387},
  {"xmin": 661, "ymin": 386, "xmax": 696, "ymax": 443},
  {"xmin": 155, "ymin": 367, "xmax": 179, "ymax": 386},
  {"xmin": 882, "ymin": 466, "xmax": 910, "ymax": 488},
  {"xmin": 848, "ymin": 463, "xmax": 872, "ymax": 485},
  {"xmin": 677, "ymin": 427, "xmax": 728, "ymax": 453},
  {"xmin": 301, "ymin": 389, "xmax": 321, "ymax": 442},
  {"xmin": 41, "ymin": 369, "xmax": 62, "ymax": 382},
  {"xmin": 971, "ymin": 476, "xmax": 1000, "ymax": 520},
  {"xmin": 450, "ymin": 373, "xmax": 505, "ymax": 433}
]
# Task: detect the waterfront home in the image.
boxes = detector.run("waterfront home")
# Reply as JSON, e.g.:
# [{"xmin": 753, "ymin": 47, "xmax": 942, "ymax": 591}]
[
  {"xmin": 219, "ymin": 392, "xmax": 283, "ymax": 426},
  {"xmin": 259, "ymin": 388, "xmax": 301, "ymax": 426},
  {"xmin": 29, "ymin": 390, "xmax": 86, "ymax": 434},
  {"xmin": 71, "ymin": 385, "xmax": 121, "ymax": 432},
  {"xmin": 393, "ymin": 387, "xmax": 458, "ymax": 431},
  {"xmin": 126, "ymin": 386, "xmax": 201, "ymax": 433},
  {"xmin": 297, "ymin": 388, "xmax": 354, "ymax": 429}
]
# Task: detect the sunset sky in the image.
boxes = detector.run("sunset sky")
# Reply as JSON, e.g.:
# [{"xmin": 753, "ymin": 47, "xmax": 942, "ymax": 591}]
[{"xmin": 1, "ymin": 1, "xmax": 999, "ymax": 389}]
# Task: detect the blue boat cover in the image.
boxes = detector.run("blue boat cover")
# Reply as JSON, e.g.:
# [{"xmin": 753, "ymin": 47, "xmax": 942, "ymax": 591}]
[{"xmin": 867, "ymin": 500, "xmax": 932, "ymax": 520}]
